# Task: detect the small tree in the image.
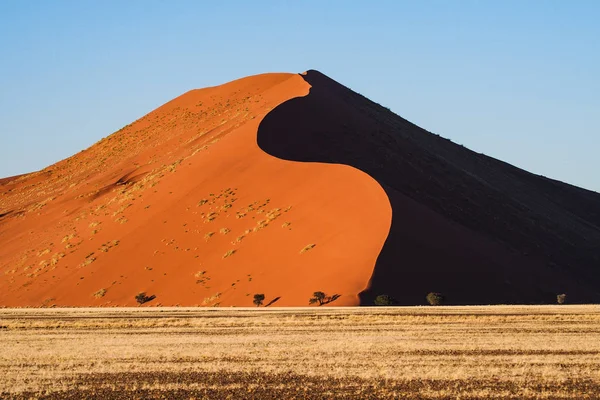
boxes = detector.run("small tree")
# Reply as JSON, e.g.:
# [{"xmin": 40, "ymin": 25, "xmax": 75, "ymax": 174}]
[
  {"xmin": 135, "ymin": 292, "xmax": 155, "ymax": 305},
  {"xmin": 253, "ymin": 293, "xmax": 265, "ymax": 307},
  {"xmin": 309, "ymin": 291, "xmax": 327, "ymax": 306},
  {"xmin": 374, "ymin": 294, "xmax": 395, "ymax": 306},
  {"xmin": 557, "ymin": 293, "xmax": 567, "ymax": 305},
  {"xmin": 426, "ymin": 292, "xmax": 444, "ymax": 306}
]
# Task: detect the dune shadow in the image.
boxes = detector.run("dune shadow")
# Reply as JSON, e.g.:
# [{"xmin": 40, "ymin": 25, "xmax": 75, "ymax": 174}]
[
  {"xmin": 256, "ymin": 70, "xmax": 600, "ymax": 305},
  {"xmin": 0, "ymin": 210, "xmax": 13, "ymax": 220},
  {"xmin": 265, "ymin": 297, "xmax": 281, "ymax": 307},
  {"xmin": 322, "ymin": 294, "xmax": 341, "ymax": 305}
]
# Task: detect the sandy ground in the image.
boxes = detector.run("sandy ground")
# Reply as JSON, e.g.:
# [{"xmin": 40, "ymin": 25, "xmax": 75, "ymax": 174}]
[{"xmin": 1, "ymin": 305, "xmax": 600, "ymax": 399}]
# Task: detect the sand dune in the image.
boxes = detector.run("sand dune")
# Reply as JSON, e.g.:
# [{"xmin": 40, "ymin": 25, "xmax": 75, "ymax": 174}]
[{"xmin": 1, "ymin": 70, "xmax": 599, "ymax": 307}]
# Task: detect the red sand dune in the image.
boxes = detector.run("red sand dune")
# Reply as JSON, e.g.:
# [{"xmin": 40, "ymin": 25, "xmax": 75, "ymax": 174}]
[
  {"xmin": 1, "ymin": 70, "xmax": 600, "ymax": 307},
  {"xmin": 0, "ymin": 73, "xmax": 390, "ymax": 307}
]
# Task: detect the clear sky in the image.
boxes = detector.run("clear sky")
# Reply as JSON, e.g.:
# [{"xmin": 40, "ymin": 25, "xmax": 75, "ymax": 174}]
[{"xmin": 1, "ymin": 1, "xmax": 598, "ymax": 191}]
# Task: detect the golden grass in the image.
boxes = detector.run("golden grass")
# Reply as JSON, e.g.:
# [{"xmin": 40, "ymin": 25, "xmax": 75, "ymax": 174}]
[
  {"xmin": 80, "ymin": 253, "xmax": 96, "ymax": 266},
  {"xmin": 300, "ymin": 243, "xmax": 316, "ymax": 253},
  {"xmin": 1, "ymin": 305, "xmax": 599, "ymax": 398},
  {"xmin": 222, "ymin": 249, "xmax": 236, "ymax": 258},
  {"xmin": 92, "ymin": 288, "xmax": 107, "ymax": 298}
]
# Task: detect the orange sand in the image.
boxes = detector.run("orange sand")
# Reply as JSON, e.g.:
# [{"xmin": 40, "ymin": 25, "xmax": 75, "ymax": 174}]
[{"xmin": 0, "ymin": 73, "xmax": 391, "ymax": 307}]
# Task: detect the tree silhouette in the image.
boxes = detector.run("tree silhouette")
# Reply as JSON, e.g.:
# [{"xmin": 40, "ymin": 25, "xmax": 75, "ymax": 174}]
[
  {"xmin": 253, "ymin": 293, "xmax": 265, "ymax": 307},
  {"xmin": 309, "ymin": 291, "xmax": 327, "ymax": 305}
]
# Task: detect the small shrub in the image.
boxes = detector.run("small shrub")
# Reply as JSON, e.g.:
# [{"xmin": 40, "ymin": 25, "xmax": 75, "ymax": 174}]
[
  {"xmin": 135, "ymin": 292, "xmax": 156, "ymax": 305},
  {"xmin": 426, "ymin": 292, "xmax": 444, "ymax": 306},
  {"xmin": 300, "ymin": 244, "xmax": 316, "ymax": 254},
  {"xmin": 253, "ymin": 294, "xmax": 265, "ymax": 307},
  {"xmin": 204, "ymin": 232, "xmax": 215, "ymax": 240},
  {"xmin": 202, "ymin": 292, "xmax": 221, "ymax": 306},
  {"xmin": 374, "ymin": 294, "xmax": 395, "ymax": 306},
  {"xmin": 93, "ymin": 288, "xmax": 107, "ymax": 298},
  {"xmin": 195, "ymin": 270, "xmax": 208, "ymax": 284},
  {"xmin": 557, "ymin": 293, "xmax": 567, "ymax": 304},
  {"xmin": 223, "ymin": 249, "xmax": 236, "ymax": 259}
]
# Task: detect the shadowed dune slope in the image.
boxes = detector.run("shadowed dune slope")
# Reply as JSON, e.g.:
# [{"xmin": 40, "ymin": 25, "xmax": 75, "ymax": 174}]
[
  {"xmin": 258, "ymin": 70, "xmax": 600, "ymax": 305},
  {"xmin": 0, "ymin": 72, "xmax": 390, "ymax": 307}
]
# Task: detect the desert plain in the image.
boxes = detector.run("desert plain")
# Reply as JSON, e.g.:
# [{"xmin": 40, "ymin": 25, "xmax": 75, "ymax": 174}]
[{"xmin": 1, "ymin": 305, "xmax": 600, "ymax": 399}]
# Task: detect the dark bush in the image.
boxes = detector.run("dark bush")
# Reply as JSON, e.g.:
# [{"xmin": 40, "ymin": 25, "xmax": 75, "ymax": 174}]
[
  {"xmin": 426, "ymin": 292, "xmax": 444, "ymax": 306},
  {"xmin": 253, "ymin": 293, "xmax": 265, "ymax": 307},
  {"xmin": 374, "ymin": 295, "xmax": 395, "ymax": 306},
  {"xmin": 135, "ymin": 292, "xmax": 156, "ymax": 305}
]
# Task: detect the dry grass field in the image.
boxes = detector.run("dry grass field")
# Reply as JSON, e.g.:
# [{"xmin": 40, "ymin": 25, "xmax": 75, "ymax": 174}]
[{"xmin": 1, "ymin": 305, "xmax": 600, "ymax": 399}]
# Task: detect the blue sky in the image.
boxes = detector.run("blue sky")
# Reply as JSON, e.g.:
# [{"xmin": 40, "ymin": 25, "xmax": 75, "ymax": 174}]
[{"xmin": 1, "ymin": 1, "xmax": 598, "ymax": 191}]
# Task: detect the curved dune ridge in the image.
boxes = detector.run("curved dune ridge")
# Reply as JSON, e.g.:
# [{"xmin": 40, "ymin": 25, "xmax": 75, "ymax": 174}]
[{"xmin": 0, "ymin": 72, "xmax": 391, "ymax": 307}]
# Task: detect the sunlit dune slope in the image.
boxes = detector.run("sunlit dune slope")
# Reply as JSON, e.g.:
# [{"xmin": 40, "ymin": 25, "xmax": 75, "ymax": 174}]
[{"xmin": 0, "ymin": 72, "xmax": 391, "ymax": 307}]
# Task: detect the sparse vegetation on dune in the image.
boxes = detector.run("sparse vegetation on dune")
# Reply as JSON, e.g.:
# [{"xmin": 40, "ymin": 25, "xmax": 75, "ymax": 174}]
[
  {"xmin": 426, "ymin": 292, "xmax": 444, "ymax": 306},
  {"xmin": 557, "ymin": 293, "xmax": 567, "ymax": 304},
  {"xmin": 222, "ymin": 249, "xmax": 236, "ymax": 259},
  {"xmin": 300, "ymin": 243, "xmax": 316, "ymax": 254},
  {"xmin": 0, "ymin": 306, "xmax": 599, "ymax": 399}
]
